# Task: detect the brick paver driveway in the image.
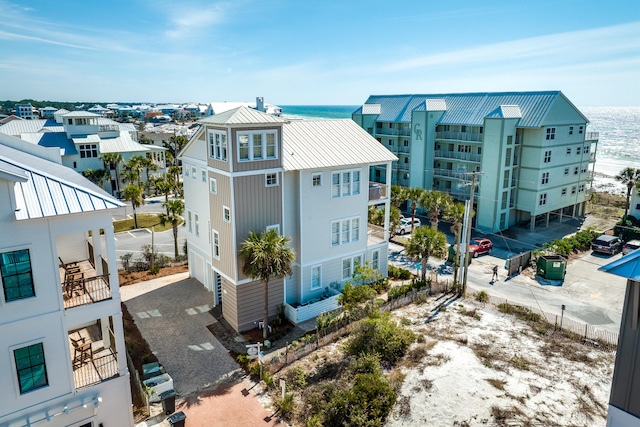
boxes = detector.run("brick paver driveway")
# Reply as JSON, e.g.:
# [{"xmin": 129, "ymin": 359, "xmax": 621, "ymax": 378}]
[{"xmin": 122, "ymin": 275, "xmax": 240, "ymax": 396}]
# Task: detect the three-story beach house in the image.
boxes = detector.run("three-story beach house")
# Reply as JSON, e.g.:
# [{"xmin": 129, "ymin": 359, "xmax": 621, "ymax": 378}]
[
  {"xmin": 0, "ymin": 135, "xmax": 134, "ymax": 426},
  {"xmin": 352, "ymin": 91, "xmax": 599, "ymax": 233},
  {"xmin": 181, "ymin": 107, "xmax": 396, "ymax": 332}
]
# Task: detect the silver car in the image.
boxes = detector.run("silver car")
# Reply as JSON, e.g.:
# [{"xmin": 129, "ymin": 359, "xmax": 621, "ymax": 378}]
[{"xmin": 622, "ymin": 239, "xmax": 640, "ymax": 255}]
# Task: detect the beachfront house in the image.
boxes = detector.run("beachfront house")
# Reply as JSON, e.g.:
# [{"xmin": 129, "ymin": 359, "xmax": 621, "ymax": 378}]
[
  {"xmin": 600, "ymin": 251, "xmax": 640, "ymax": 427},
  {"xmin": 0, "ymin": 135, "xmax": 133, "ymax": 426},
  {"xmin": 352, "ymin": 91, "xmax": 599, "ymax": 233},
  {"xmin": 180, "ymin": 107, "xmax": 396, "ymax": 332},
  {"xmin": 0, "ymin": 110, "xmax": 167, "ymax": 197}
]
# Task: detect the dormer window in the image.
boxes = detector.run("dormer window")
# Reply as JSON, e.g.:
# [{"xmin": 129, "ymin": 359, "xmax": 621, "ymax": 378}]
[{"xmin": 75, "ymin": 118, "xmax": 87, "ymax": 125}]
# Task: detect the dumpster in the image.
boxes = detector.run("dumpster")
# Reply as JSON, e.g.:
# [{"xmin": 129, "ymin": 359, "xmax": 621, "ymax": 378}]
[
  {"xmin": 536, "ymin": 255, "xmax": 567, "ymax": 280},
  {"xmin": 160, "ymin": 389, "xmax": 176, "ymax": 415},
  {"xmin": 167, "ymin": 411, "xmax": 186, "ymax": 427}
]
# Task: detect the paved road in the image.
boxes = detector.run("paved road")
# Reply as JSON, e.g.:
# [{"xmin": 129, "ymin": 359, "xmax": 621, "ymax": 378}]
[
  {"xmin": 108, "ymin": 197, "xmax": 187, "ymax": 267},
  {"xmin": 121, "ymin": 274, "xmax": 239, "ymax": 397},
  {"xmin": 389, "ymin": 241, "xmax": 626, "ymax": 334}
]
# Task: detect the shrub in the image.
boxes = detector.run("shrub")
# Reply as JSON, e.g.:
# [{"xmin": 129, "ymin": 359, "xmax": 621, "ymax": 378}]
[
  {"xmin": 349, "ymin": 353, "xmax": 382, "ymax": 376},
  {"xmin": 388, "ymin": 283, "xmax": 413, "ymax": 301},
  {"xmin": 338, "ymin": 282, "xmax": 376, "ymax": 313},
  {"xmin": 286, "ymin": 367, "xmax": 308, "ymax": 390},
  {"xmin": 345, "ymin": 312, "xmax": 415, "ymax": 365},
  {"xmin": 388, "ymin": 265, "xmax": 412, "ymax": 280},
  {"xmin": 475, "ymin": 290, "xmax": 489, "ymax": 303},
  {"xmin": 274, "ymin": 393, "xmax": 295, "ymax": 420},
  {"xmin": 120, "ymin": 253, "xmax": 133, "ymax": 271}
]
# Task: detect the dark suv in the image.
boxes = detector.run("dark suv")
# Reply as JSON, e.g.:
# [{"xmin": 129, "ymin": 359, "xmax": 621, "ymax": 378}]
[{"xmin": 591, "ymin": 235, "xmax": 622, "ymax": 255}]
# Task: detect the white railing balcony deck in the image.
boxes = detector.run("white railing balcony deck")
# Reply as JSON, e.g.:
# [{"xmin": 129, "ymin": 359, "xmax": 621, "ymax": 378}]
[
  {"xmin": 375, "ymin": 128, "xmax": 399, "ymax": 136},
  {"xmin": 367, "ymin": 224, "xmax": 386, "ymax": 246},
  {"xmin": 585, "ymin": 132, "xmax": 599, "ymax": 141},
  {"xmin": 69, "ymin": 326, "xmax": 119, "ymax": 389},
  {"xmin": 368, "ymin": 182, "xmax": 388, "ymax": 201},
  {"xmin": 60, "ymin": 259, "xmax": 112, "ymax": 309},
  {"xmin": 433, "ymin": 168, "xmax": 469, "ymax": 179},
  {"xmin": 433, "ymin": 150, "xmax": 481, "ymax": 162},
  {"xmin": 435, "ymin": 131, "xmax": 483, "ymax": 142},
  {"xmin": 284, "ymin": 289, "xmax": 341, "ymax": 325}
]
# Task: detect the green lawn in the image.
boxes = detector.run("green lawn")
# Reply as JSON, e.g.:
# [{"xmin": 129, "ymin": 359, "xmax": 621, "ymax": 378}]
[{"xmin": 113, "ymin": 213, "xmax": 183, "ymax": 233}]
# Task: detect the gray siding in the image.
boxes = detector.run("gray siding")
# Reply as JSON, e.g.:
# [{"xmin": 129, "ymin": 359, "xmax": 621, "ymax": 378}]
[
  {"xmin": 222, "ymin": 276, "xmax": 284, "ymax": 332},
  {"xmin": 231, "ymin": 126, "xmax": 283, "ymax": 173},
  {"xmin": 609, "ymin": 279, "xmax": 640, "ymax": 418},
  {"xmin": 209, "ymin": 171, "xmax": 236, "ymax": 279},
  {"xmin": 233, "ymin": 173, "xmax": 283, "ymax": 281}
]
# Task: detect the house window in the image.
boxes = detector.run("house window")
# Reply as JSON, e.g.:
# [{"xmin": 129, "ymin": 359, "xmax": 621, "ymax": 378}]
[
  {"xmin": 579, "ymin": 184, "xmax": 585, "ymax": 193},
  {"xmin": 312, "ymin": 173, "xmax": 322, "ymax": 187},
  {"xmin": 75, "ymin": 118, "xmax": 87, "ymax": 126},
  {"xmin": 561, "ymin": 187, "xmax": 567, "ymax": 196},
  {"xmin": 331, "ymin": 217, "xmax": 360, "ymax": 246},
  {"xmin": 507, "ymin": 136, "xmax": 513, "ymax": 145},
  {"xmin": 388, "ymin": 140, "xmax": 392, "ymax": 146},
  {"xmin": 579, "ymin": 126, "xmax": 583, "ymax": 134},
  {"xmin": 266, "ymin": 224, "xmax": 280, "ymax": 234},
  {"xmin": 569, "ymin": 126, "xmax": 574, "ymax": 135},
  {"xmin": 342, "ymin": 258, "xmax": 352, "ymax": 280},
  {"xmin": 581, "ymin": 165, "xmax": 587, "ymax": 174},
  {"xmin": 237, "ymin": 131, "xmax": 278, "ymax": 161},
  {"xmin": 1, "ymin": 249, "xmax": 35, "ymax": 302},
  {"xmin": 79, "ymin": 144, "xmax": 98, "ymax": 158},
  {"xmin": 546, "ymin": 128, "xmax": 556, "ymax": 140},
  {"xmin": 201, "ymin": 170, "xmax": 206, "ymax": 182},
  {"xmin": 571, "ymin": 186, "xmax": 577, "ymax": 195},
  {"xmin": 208, "ymin": 131, "xmax": 228, "ymax": 161},
  {"xmin": 265, "ymin": 173, "xmax": 278, "ymax": 187},
  {"xmin": 213, "ymin": 231, "xmax": 220, "ymax": 259},
  {"xmin": 564, "ymin": 167, "xmax": 569, "ymax": 176},
  {"xmin": 584, "ymin": 145, "xmax": 590, "ymax": 154},
  {"xmin": 501, "ymin": 191, "xmax": 508, "ymax": 210},
  {"xmin": 404, "ymin": 157, "xmax": 409, "ymax": 164},
  {"xmin": 223, "ymin": 206, "xmax": 230, "ymax": 223},
  {"xmin": 566, "ymin": 148, "xmax": 571, "ymax": 155},
  {"xmin": 574, "ymin": 167, "xmax": 579, "ymax": 175},
  {"xmin": 210, "ymin": 177, "xmax": 217, "ymax": 194},
  {"xmin": 372, "ymin": 250, "xmax": 380, "ymax": 270},
  {"xmin": 541, "ymin": 172, "xmax": 549, "ymax": 185},
  {"xmin": 187, "ymin": 211, "xmax": 192, "ymax": 233},
  {"xmin": 191, "ymin": 166, "xmax": 197, "ymax": 178},
  {"xmin": 331, "ymin": 170, "xmax": 361, "ymax": 198},
  {"xmin": 539, "ymin": 193, "xmax": 547, "ymax": 206},
  {"xmin": 14, "ymin": 343, "xmax": 48, "ymax": 394},
  {"xmin": 195, "ymin": 214, "xmax": 199, "ymax": 237},
  {"xmin": 311, "ymin": 266, "xmax": 321, "ymax": 290},
  {"xmin": 576, "ymin": 147, "xmax": 581, "ymax": 155},
  {"xmin": 67, "ymin": 118, "xmax": 72, "ymax": 125},
  {"xmin": 184, "ymin": 165, "xmax": 189, "ymax": 177},
  {"xmin": 403, "ymin": 140, "xmax": 409, "ymax": 147},
  {"xmin": 543, "ymin": 150, "xmax": 551, "ymax": 163}
]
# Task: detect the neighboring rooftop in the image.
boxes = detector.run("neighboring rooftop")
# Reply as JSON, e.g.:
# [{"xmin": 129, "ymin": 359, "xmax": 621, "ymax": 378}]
[{"xmin": 199, "ymin": 106, "xmax": 285, "ymax": 125}]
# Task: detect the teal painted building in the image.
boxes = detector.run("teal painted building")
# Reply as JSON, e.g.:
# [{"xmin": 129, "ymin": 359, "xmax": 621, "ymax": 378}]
[{"xmin": 353, "ymin": 91, "xmax": 598, "ymax": 233}]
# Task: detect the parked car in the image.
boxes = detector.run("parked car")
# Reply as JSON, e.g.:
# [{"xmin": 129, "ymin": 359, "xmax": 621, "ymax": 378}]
[
  {"xmin": 469, "ymin": 238, "xmax": 492, "ymax": 258},
  {"xmin": 396, "ymin": 218, "xmax": 421, "ymax": 235},
  {"xmin": 591, "ymin": 235, "xmax": 622, "ymax": 255},
  {"xmin": 622, "ymin": 239, "xmax": 640, "ymax": 255}
]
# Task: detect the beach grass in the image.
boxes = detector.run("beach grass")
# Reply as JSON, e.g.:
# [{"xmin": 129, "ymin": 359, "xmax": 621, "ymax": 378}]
[{"xmin": 113, "ymin": 213, "xmax": 182, "ymax": 233}]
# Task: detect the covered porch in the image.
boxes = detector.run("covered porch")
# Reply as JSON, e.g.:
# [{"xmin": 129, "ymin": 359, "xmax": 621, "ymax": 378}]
[{"xmin": 68, "ymin": 321, "xmax": 120, "ymax": 389}]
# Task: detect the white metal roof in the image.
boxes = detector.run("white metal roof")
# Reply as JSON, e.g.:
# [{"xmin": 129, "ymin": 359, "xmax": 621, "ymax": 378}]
[
  {"xmin": 98, "ymin": 132, "xmax": 150, "ymax": 153},
  {"xmin": 0, "ymin": 142, "xmax": 123, "ymax": 220},
  {"xmin": 362, "ymin": 104, "xmax": 381, "ymax": 114},
  {"xmin": 199, "ymin": 106, "xmax": 285, "ymax": 125},
  {"xmin": 62, "ymin": 111, "xmax": 101, "ymax": 118},
  {"xmin": 282, "ymin": 119, "xmax": 397, "ymax": 171}
]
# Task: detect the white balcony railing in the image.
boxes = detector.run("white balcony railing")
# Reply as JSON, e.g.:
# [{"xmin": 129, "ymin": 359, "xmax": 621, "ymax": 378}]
[
  {"xmin": 284, "ymin": 290, "xmax": 341, "ymax": 325},
  {"xmin": 435, "ymin": 131, "xmax": 483, "ymax": 142},
  {"xmin": 433, "ymin": 150, "xmax": 481, "ymax": 162}
]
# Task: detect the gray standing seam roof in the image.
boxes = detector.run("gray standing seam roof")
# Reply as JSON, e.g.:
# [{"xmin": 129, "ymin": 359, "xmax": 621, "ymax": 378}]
[
  {"xmin": 199, "ymin": 106, "xmax": 285, "ymax": 125},
  {"xmin": 362, "ymin": 91, "xmax": 578, "ymax": 128},
  {"xmin": 0, "ymin": 143, "xmax": 123, "ymax": 220}
]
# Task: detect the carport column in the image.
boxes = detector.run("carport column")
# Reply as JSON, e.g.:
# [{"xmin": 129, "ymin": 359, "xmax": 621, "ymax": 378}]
[
  {"xmin": 92, "ymin": 228, "xmax": 104, "ymax": 276},
  {"xmin": 559, "ymin": 209, "xmax": 563, "ymax": 223},
  {"xmin": 545, "ymin": 212, "xmax": 550, "ymax": 228},
  {"xmin": 530, "ymin": 216, "xmax": 535, "ymax": 232}
]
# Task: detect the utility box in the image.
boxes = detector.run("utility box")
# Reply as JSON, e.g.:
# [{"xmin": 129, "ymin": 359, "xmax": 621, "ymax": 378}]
[{"xmin": 536, "ymin": 255, "xmax": 567, "ymax": 280}]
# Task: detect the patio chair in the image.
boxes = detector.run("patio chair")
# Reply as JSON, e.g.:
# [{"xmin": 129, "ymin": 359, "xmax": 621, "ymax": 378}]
[
  {"xmin": 64, "ymin": 274, "xmax": 85, "ymax": 297},
  {"xmin": 72, "ymin": 338, "xmax": 93, "ymax": 368},
  {"xmin": 59, "ymin": 256, "xmax": 81, "ymax": 273}
]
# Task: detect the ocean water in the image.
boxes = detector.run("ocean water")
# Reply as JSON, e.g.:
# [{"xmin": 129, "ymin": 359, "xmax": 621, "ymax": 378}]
[{"xmin": 282, "ymin": 104, "xmax": 640, "ymax": 192}]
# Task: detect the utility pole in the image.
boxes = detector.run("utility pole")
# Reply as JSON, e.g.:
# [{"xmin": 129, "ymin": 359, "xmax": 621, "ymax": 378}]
[{"xmin": 462, "ymin": 172, "xmax": 479, "ymax": 297}]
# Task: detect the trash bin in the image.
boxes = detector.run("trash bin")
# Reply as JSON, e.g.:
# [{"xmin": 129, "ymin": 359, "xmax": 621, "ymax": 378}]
[
  {"xmin": 536, "ymin": 255, "xmax": 567, "ymax": 280},
  {"xmin": 160, "ymin": 389, "xmax": 176, "ymax": 415},
  {"xmin": 167, "ymin": 411, "xmax": 186, "ymax": 427}
]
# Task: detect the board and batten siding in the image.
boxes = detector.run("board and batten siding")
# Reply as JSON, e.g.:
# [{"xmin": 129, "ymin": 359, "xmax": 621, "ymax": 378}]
[
  {"xmin": 233, "ymin": 173, "xmax": 283, "ymax": 281},
  {"xmin": 230, "ymin": 126, "xmax": 283, "ymax": 173},
  {"xmin": 221, "ymin": 276, "xmax": 284, "ymax": 332},
  {"xmin": 209, "ymin": 171, "xmax": 236, "ymax": 280}
]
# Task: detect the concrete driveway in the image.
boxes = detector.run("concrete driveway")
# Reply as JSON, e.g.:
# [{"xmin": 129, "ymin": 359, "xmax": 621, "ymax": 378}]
[{"xmin": 121, "ymin": 274, "xmax": 240, "ymax": 397}]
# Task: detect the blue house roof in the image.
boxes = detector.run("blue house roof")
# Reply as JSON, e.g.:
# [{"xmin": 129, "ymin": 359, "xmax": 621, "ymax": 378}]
[
  {"xmin": 599, "ymin": 250, "xmax": 640, "ymax": 280},
  {"xmin": 356, "ymin": 91, "xmax": 587, "ymax": 128}
]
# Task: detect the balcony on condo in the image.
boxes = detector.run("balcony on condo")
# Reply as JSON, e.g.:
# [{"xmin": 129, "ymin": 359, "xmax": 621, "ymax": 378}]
[
  {"xmin": 368, "ymin": 182, "xmax": 388, "ymax": 201},
  {"xmin": 585, "ymin": 132, "xmax": 599, "ymax": 142},
  {"xmin": 435, "ymin": 131, "xmax": 483, "ymax": 142},
  {"xmin": 284, "ymin": 285, "xmax": 342, "ymax": 325},
  {"xmin": 68, "ymin": 320, "xmax": 120, "ymax": 389},
  {"xmin": 374, "ymin": 123, "xmax": 411, "ymax": 137},
  {"xmin": 57, "ymin": 234, "xmax": 114, "ymax": 310},
  {"xmin": 434, "ymin": 150, "xmax": 481, "ymax": 163}
]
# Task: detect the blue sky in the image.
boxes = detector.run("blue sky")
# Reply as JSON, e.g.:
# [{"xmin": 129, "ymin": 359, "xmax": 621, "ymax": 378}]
[{"xmin": 1, "ymin": 0, "xmax": 639, "ymax": 105}]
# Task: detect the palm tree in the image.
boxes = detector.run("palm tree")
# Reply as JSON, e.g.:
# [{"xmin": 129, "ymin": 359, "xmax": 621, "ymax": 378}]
[
  {"xmin": 140, "ymin": 156, "xmax": 159, "ymax": 192},
  {"xmin": 123, "ymin": 156, "xmax": 145, "ymax": 188},
  {"xmin": 165, "ymin": 135, "xmax": 189, "ymax": 165},
  {"xmin": 405, "ymin": 187, "xmax": 426, "ymax": 233},
  {"xmin": 405, "ymin": 226, "xmax": 447, "ymax": 283},
  {"xmin": 122, "ymin": 184, "xmax": 145, "ymax": 229},
  {"xmin": 390, "ymin": 185, "xmax": 407, "ymax": 209},
  {"xmin": 100, "ymin": 152, "xmax": 123, "ymax": 197},
  {"xmin": 154, "ymin": 177, "xmax": 173, "ymax": 213},
  {"xmin": 82, "ymin": 168, "xmax": 111, "ymax": 189},
  {"xmin": 443, "ymin": 202, "xmax": 466, "ymax": 288},
  {"xmin": 159, "ymin": 199, "xmax": 185, "ymax": 258},
  {"xmin": 419, "ymin": 190, "xmax": 453, "ymax": 229},
  {"xmin": 240, "ymin": 229, "xmax": 295, "ymax": 339},
  {"xmin": 615, "ymin": 167, "xmax": 640, "ymax": 222}
]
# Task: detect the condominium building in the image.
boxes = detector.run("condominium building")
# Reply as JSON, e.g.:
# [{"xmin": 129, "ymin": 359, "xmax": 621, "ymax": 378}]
[
  {"xmin": 352, "ymin": 91, "xmax": 599, "ymax": 233},
  {"xmin": 14, "ymin": 104, "xmax": 35, "ymax": 120},
  {"xmin": 181, "ymin": 107, "xmax": 395, "ymax": 332},
  {"xmin": 0, "ymin": 136, "xmax": 133, "ymax": 426}
]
